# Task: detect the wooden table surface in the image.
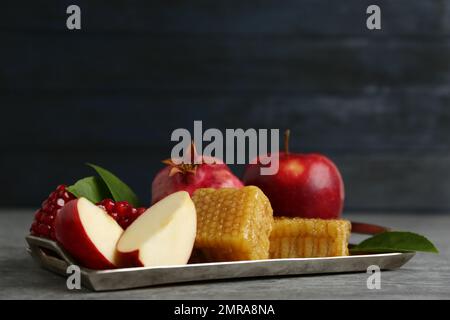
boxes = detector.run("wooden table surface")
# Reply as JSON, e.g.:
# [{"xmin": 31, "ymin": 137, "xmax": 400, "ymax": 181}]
[{"xmin": 1, "ymin": 211, "xmax": 449, "ymax": 299}]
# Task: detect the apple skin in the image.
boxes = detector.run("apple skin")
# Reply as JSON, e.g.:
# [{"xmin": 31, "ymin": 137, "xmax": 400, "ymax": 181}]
[
  {"xmin": 243, "ymin": 152, "xmax": 344, "ymax": 219},
  {"xmin": 55, "ymin": 199, "xmax": 120, "ymax": 270},
  {"xmin": 117, "ymin": 249, "xmax": 143, "ymax": 268}
]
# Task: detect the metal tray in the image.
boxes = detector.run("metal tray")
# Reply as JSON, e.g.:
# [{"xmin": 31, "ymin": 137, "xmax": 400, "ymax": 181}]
[{"xmin": 26, "ymin": 235, "xmax": 415, "ymax": 291}]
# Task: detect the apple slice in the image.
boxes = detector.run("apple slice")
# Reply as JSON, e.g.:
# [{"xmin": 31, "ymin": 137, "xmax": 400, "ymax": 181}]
[
  {"xmin": 117, "ymin": 191, "xmax": 197, "ymax": 268},
  {"xmin": 55, "ymin": 197, "xmax": 123, "ymax": 270}
]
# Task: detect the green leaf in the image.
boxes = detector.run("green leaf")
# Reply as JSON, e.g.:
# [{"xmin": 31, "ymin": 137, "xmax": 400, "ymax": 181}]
[
  {"xmin": 351, "ymin": 231, "xmax": 439, "ymax": 254},
  {"xmin": 67, "ymin": 176, "xmax": 111, "ymax": 203},
  {"xmin": 87, "ymin": 163, "xmax": 140, "ymax": 207}
]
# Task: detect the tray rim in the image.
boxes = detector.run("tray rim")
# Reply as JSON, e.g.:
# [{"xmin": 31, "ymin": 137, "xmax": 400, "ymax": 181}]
[{"xmin": 26, "ymin": 235, "xmax": 416, "ymax": 291}]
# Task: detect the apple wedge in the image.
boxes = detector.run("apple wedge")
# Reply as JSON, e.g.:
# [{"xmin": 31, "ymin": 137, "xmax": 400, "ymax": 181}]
[
  {"xmin": 55, "ymin": 197, "xmax": 123, "ymax": 270},
  {"xmin": 117, "ymin": 191, "xmax": 197, "ymax": 268}
]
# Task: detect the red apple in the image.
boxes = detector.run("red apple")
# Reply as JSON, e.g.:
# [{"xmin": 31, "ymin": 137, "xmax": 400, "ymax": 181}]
[
  {"xmin": 243, "ymin": 130, "xmax": 345, "ymax": 219},
  {"xmin": 55, "ymin": 197, "xmax": 124, "ymax": 269},
  {"xmin": 151, "ymin": 142, "xmax": 243, "ymax": 204},
  {"xmin": 117, "ymin": 191, "xmax": 197, "ymax": 267}
]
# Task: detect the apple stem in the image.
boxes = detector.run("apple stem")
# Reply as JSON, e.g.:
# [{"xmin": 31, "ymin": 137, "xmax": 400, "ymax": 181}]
[
  {"xmin": 190, "ymin": 141, "xmax": 197, "ymax": 164},
  {"xmin": 284, "ymin": 129, "xmax": 290, "ymax": 155}
]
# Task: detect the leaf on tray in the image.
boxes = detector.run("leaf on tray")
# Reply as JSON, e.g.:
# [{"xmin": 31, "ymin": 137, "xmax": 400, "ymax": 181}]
[
  {"xmin": 67, "ymin": 176, "xmax": 111, "ymax": 204},
  {"xmin": 350, "ymin": 231, "xmax": 439, "ymax": 254}
]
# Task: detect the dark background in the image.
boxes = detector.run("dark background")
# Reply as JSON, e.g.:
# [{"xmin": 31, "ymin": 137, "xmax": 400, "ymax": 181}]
[{"xmin": 2, "ymin": 0, "xmax": 450, "ymax": 212}]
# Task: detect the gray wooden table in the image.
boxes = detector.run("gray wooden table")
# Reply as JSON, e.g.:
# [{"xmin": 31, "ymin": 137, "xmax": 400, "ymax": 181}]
[{"xmin": 1, "ymin": 211, "xmax": 449, "ymax": 299}]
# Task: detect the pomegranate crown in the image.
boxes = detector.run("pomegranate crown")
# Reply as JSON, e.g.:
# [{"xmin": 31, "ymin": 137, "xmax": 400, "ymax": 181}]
[{"xmin": 162, "ymin": 141, "xmax": 214, "ymax": 177}]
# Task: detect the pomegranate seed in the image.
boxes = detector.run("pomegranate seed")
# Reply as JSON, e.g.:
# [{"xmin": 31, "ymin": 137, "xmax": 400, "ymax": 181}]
[
  {"xmin": 38, "ymin": 224, "xmax": 51, "ymax": 237},
  {"xmin": 130, "ymin": 208, "xmax": 141, "ymax": 221},
  {"xmin": 115, "ymin": 201, "xmax": 130, "ymax": 216},
  {"xmin": 34, "ymin": 210, "xmax": 42, "ymax": 221},
  {"xmin": 56, "ymin": 198, "xmax": 65, "ymax": 207},
  {"xmin": 100, "ymin": 199, "xmax": 115, "ymax": 212},
  {"xmin": 42, "ymin": 214, "xmax": 55, "ymax": 226},
  {"xmin": 46, "ymin": 203, "xmax": 56, "ymax": 214},
  {"xmin": 110, "ymin": 212, "xmax": 119, "ymax": 220},
  {"xmin": 62, "ymin": 192, "xmax": 72, "ymax": 201},
  {"xmin": 119, "ymin": 219, "xmax": 129, "ymax": 229}
]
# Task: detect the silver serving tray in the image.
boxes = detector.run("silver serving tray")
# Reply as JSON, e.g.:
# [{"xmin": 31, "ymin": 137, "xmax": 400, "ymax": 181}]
[{"xmin": 26, "ymin": 235, "xmax": 415, "ymax": 291}]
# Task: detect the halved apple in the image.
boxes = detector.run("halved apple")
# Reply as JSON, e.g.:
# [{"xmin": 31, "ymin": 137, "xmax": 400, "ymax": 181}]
[
  {"xmin": 55, "ymin": 197, "xmax": 123, "ymax": 270},
  {"xmin": 117, "ymin": 191, "xmax": 197, "ymax": 268}
]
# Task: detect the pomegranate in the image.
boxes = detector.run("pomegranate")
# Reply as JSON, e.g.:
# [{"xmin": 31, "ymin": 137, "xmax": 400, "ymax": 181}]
[
  {"xmin": 30, "ymin": 185, "xmax": 76, "ymax": 240},
  {"xmin": 97, "ymin": 199, "xmax": 147, "ymax": 229},
  {"xmin": 151, "ymin": 143, "xmax": 243, "ymax": 203}
]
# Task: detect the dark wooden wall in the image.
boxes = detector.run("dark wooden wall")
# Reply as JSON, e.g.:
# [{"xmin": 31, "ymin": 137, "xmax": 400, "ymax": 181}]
[{"xmin": 2, "ymin": 0, "xmax": 450, "ymax": 212}]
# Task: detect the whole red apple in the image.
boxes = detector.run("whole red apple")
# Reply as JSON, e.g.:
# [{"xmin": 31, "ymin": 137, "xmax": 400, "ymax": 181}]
[
  {"xmin": 151, "ymin": 143, "xmax": 243, "ymax": 204},
  {"xmin": 242, "ymin": 130, "xmax": 344, "ymax": 219}
]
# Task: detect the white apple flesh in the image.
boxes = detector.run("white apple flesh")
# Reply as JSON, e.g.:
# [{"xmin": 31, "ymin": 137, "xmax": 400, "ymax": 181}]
[
  {"xmin": 117, "ymin": 191, "xmax": 197, "ymax": 268},
  {"xmin": 55, "ymin": 197, "xmax": 123, "ymax": 270}
]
